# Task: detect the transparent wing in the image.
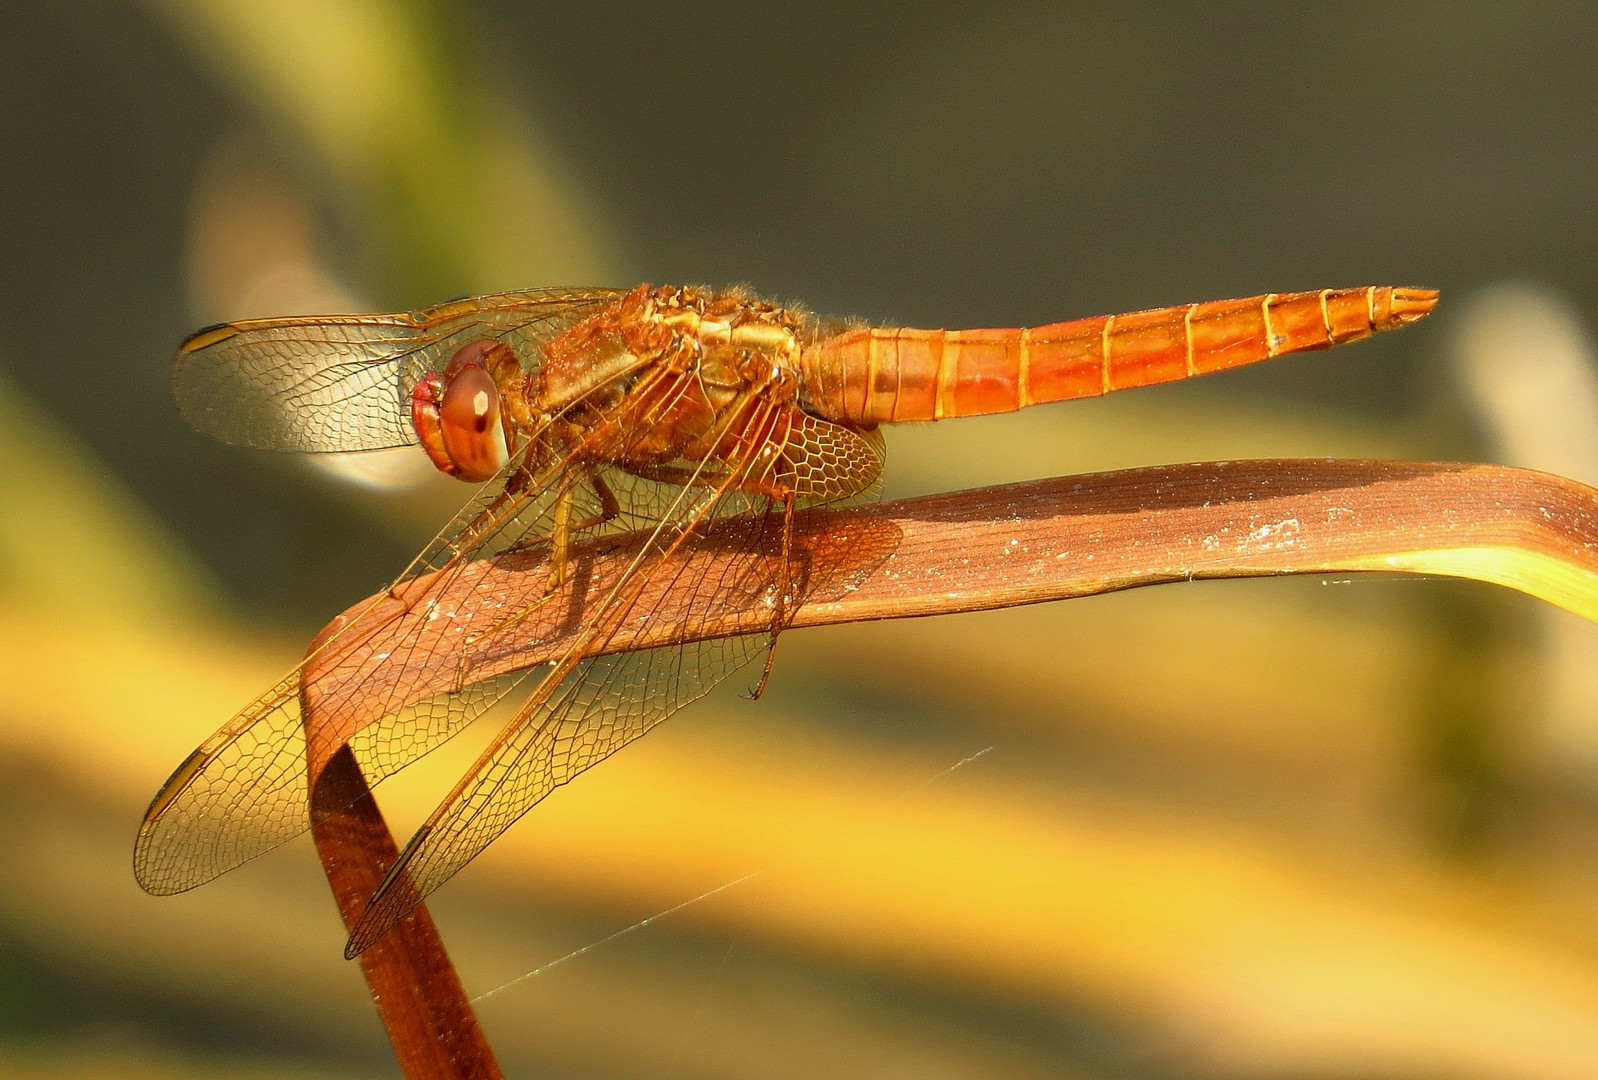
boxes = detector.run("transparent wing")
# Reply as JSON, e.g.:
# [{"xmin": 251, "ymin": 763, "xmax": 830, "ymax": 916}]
[
  {"xmin": 134, "ymin": 455, "xmax": 572, "ymax": 894},
  {"xmin": 139, "ymin": 341, "xmax": 892, "ymax": 908},
  {"xmin": 343, "ymin": 397, "xmax": 803, "ymax": 953},
  {"xmin": 348, "ymin": 639, "xmax": 767, "ymax": 957},
  {"xmin": 171, "ymin": 288, "xmax": 622, "ymax": 452},
  {"xmin": 134, "ymin": 355, "xmax": 687, "ymax": 895}
]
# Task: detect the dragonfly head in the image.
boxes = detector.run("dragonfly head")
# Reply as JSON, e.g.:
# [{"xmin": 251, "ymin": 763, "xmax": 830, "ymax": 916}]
[{"xmin": 411, "ymin": 339, "xmax": 517, "ymax": 482}]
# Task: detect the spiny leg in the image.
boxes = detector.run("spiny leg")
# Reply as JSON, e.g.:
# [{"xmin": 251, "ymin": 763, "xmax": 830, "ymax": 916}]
[
  {"xmin": 451, "ymin": 468, "xmax": 626, "ymax": 691},
  {"xmin": 548, "ymin": 476, "xmax": 577, "ymax": 593},
  {"xmin": 583, "ymin": 469, "xmax": 624, "ymax": 529},
  {"xmin": 385, "ymin": 462, "xmax": 533, "ymax": 608},
  {"xmin": 749, "ymin": 490, "xmax": 796, "ymax": 701},
  {"xmin": 547, "ymin": 468, "xmax": 624, "ymax": 589}
]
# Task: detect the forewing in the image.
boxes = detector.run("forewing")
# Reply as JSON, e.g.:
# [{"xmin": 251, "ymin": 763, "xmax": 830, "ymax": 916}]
[
  {"xmin": 171, "ymin": 288, "xmax": 622, "ymax": 452},
  {"xmin": 134, "ymin": 353, "xmax": 672, "ymax": 896},
  {"xmin": 133, "ymin": 668, "xmax": 313, "ymax": 895},
  {"xmin": 133, "ymin": 464, "xmax": 562, "ymax": 894}
]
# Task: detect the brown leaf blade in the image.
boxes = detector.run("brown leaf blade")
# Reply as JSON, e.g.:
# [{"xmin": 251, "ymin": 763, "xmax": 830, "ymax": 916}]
[{"xmin": 305, "ymin": 459, "xmax": 1598, "ymax": 717}]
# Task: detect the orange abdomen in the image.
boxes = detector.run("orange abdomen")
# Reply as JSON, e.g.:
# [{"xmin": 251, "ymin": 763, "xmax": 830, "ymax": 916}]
[{"xmin": 799, "ymin": 286, "xmax": 1437, "ymax": 425}]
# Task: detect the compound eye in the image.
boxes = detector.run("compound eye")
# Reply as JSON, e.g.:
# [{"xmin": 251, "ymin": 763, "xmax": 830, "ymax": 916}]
[{"xmin": 438, "ymin": 363, "xmax": 509, "ymax": 481}]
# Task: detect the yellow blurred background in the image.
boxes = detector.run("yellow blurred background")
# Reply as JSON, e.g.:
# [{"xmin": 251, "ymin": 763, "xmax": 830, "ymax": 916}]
[{"xmin": 3, "ymin": 2, "xmax": 1598, "ymax": 1077}]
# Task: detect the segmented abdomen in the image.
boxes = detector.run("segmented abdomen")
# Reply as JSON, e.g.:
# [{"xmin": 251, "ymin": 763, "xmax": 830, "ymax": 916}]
[{"xmin": 799, "ymin": 286, "xmax": 1437, "ymax": 424}]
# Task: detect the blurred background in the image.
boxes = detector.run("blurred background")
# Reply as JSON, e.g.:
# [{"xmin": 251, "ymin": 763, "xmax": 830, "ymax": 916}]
[{"xmin": 3, "ymin": 1, "xmax": 1598, "ymax": 1077}]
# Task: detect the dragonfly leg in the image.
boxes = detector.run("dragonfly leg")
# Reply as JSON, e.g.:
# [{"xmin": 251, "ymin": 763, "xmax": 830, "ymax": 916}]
[
  {"xmin": 384, "ymin": 464, "xmax": 532, "ymax": 606},
  {"xmin": 451, "ymin": 468, "xmax": 626, "ymax": 691},
  {"xmin": 749, "ymin": 492, "xmax": 797, "ymax": 700},
  {"xmin": 546, "ymin": 469, "xmax": 624, "ymax": 590},
  {"xmin": 561, "ymin": 470, "xmax": 624, "ymax": 540},
  {"xmin": 548, "ymin": 479, "xmax": 576, "ymax": 591}
]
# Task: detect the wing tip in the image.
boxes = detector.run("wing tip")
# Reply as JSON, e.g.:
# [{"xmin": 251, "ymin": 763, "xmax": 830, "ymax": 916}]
[
  {"xmin": 343, "ymin": 886, "xmax": 410, "ymax": 958},
  {"xmin": 142, "ymin": 747, "xmax": 212, "ymax": 825},
  {"xmin": 180, "ymin": 322, "xmax": 243, "ymax": 354},
  {"xmin": 132, "ymin": 746, "xmax": 216, "ymax": 895},
  {"xmin": 343, "ymin": 824, "xmax": 432, "ymax": 958},
  {"xmin": 132, "ymin": 860, "xmax": 191, "ymax": 897}
]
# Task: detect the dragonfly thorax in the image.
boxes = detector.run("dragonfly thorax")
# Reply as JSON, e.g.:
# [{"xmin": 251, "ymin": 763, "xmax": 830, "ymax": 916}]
[{"xmin": 531, "ymin": 284, "xmax": 810, "ymax": 474}]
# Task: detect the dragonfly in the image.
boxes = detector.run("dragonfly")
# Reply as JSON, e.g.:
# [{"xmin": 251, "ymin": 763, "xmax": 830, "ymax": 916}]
[{"xmin": 135, "ymin": 282, "xmax": 1436, "ymax": 956}]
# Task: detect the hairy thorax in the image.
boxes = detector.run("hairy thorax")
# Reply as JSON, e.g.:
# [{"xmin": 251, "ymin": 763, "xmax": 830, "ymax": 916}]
[{"xmin": 529, "ymin": 284, "xmax": 814, "ymax": 472}]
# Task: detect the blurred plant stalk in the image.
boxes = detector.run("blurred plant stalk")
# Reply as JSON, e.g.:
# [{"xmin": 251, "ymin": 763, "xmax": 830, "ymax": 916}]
[
  {"xmin": 150, "ymin": 0, "xmax": 621, "ymax": 305},
  {"xmin": 1451, "ymin": 284, "xmax": 1598, "ymax": 789}
]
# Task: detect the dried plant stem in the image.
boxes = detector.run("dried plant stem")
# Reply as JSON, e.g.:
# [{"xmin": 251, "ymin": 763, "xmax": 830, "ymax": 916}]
[{"xmin": 310, "ymin": 745, "xmax": 504, "ymax": 1080}]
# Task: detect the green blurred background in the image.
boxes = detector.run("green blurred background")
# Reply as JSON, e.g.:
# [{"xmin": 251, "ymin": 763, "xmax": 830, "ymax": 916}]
[{"xmin": 4, "ymin": 2, "xmax": 1598, "ymax": 1077}]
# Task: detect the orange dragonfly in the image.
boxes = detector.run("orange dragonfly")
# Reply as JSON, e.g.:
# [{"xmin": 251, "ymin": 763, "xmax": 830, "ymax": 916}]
[{"xmin": 135, "ymin": 283, "xmax": 1436, "ymax": 955}]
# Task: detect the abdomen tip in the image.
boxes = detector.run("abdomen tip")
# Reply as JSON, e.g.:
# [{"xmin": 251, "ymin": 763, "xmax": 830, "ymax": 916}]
[{"xmin": 1387, "ymin": 287, "xmax": 1440, "ymax": 324}]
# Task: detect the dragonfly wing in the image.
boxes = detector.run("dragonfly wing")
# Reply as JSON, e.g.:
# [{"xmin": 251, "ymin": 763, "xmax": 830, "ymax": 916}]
[
  {"xmin": 136, "ymin": 354, "xmax": 653, "ymax": 895},
  {"xmin": 134, "ymin": 668, "xmax": 314, "ymax": 894},
  {"xmin": 344, "ymin": 400, "xmax": 799, "ymax": 954},
  {"xmin": 133, "ymin": 470, "xmax": 559, "ymax": 895},
  {"xmin": 346, "ymin": 634, "xmax": 769, "ymax": 956},
  {"xmin": 171, "ymin": 288, "xmax": 622, "ymax": 452},
  {"xmin": 132, "ymin": 611, "xmax": 558, "ymax": 896}
]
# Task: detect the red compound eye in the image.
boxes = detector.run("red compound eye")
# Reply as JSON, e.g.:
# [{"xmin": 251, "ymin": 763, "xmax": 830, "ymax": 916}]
[
  {"xmin": 410, "ymin": 341, "xmax": 514, "ymax": 482},
  {"xmin": 437, "ymin": 363, "xmax": 509, "ymax": 482}
]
